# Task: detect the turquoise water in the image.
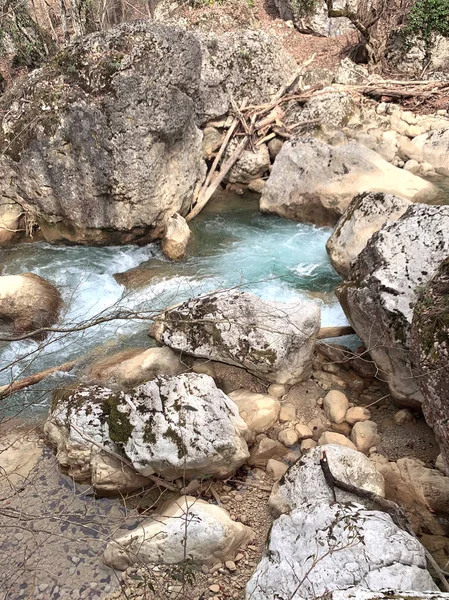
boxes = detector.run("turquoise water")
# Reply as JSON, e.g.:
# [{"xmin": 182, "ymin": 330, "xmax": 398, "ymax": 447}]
[{"xmin": 0, "ymin": 192, "xmax": 345, "ymax": 416}]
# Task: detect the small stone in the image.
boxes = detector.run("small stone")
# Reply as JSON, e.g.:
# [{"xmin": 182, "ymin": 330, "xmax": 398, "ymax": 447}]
[
  {"xmin": 234, "ymin": 494, "xmax": 244, "ymax": 502},
  {"xmin": 345, "ymin": 406, "xmax": 371, "ymax": 425},
  {"xmin": 279, "ymin": 403, "xmax": 296, "ymax": 423},
  {"xmin": 406, "ymin": 125, "xmax": 421, "ymax": 138},
  {"xmin": 235, "ymin": 553, "xmax": 244, "ymax": 561},
  {"xmin": 278, "ymin": 428, "xmax": 298, "ymax": 447},
  {"xmin": 295, "ymin": 424, "xmax": 313, "ymax": 439},
  {"xmin": 394, "ymin": 409, "xmax": 414, "ymax": 426},
  {"xmin": 39, "ymin": 584, "xmax": 49, "ymax": 592},
  {"xmin": 403, "ymin": 159, "xmax": 420, "ymax": 174},
  {"xmin": 248, "ymin": 178, "xmax": 266, "ymax": 194},
  {"xmin": 331, "ymin": 422, "xmax": 352, "ymax": 436},
  {"xmin": 323, "ymin": 390, "xmax": 349, "ymax": 424},
  {"xmin": 209, "ymin": 585, "xmax": 220, "ymax": 593},
  {"xmin": 266, "ymin": 458, "xmax": 288, "ymax": 481},
  {"xmin": 210, "ymin": 564, "xmax": 222, "ymax": 574},
  {"xmin": 300, "ymin": 439, "xmax": 317, "ymax": 452},
  {"xmin": 225, "ymin": 560, "xmax": 237, "ymax": 571},
  {"xmin": 268, "ymin": 383, "xmax": 287, "ymax": 398},
  {"xmin": 201, "ymin": 565, "xmax": 209, "ymax": 574},
  {"xmin": 351, "ymin": 420, "xmax": 380, "ymax": 454},
  {"xmin": 181, "ymin": 479, "xmax": 201, "ymax": 494},
  {"xmin": 318, "ymin": 431, "xmax": 357, "ymax": 450}
]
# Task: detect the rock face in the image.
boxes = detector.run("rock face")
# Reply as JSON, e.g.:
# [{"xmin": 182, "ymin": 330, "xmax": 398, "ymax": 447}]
[
  {"xmin": 412, "ymin": 259, "xmax": 449, "ymax": 474},
  {"xmin": 161, "ymin": 213, "xmax": 191, "ymax": 260},
  {"xmin": 0, "ymin": 23, "xmax": 296, "ymax": 245},
  {"xmin": 150, "ymin": 290, "xmax": 320, "ymax": 385},
  {"xmin": 326, "ymin": 192, "xmax": 411, "ymax": 278},
  {"xmin": 249, "ymin": 445, "xmax": 435, "ymax": 600},
  {"xmin": 103, "ymin": 496, "xmax": 254, "ymax": 570},
  {"xmin": 269, "ymin": 445, "xmax": 385, "ymax": 515},
  {"xmin": 83, "ymin": 346, "xmax": 186, "ymax": 388},
  {"xmin": 260, "ymin": 138, "xmax": 438, "ymax": 227},
  {"xmin": 337, "ymin": 204, "xmax": 449, "ymax": 407},
  {"xmin": 0, "ymin": 273, "xmax": 62, "ymax": 338},
  {"xmin": 45, "ymin": 373, "xmax": 249, "ymax": 486},
  {"xmin": 274, "ymin": 0, "xmax": 357, "ymax": 37},
  {"xmin": 400, "ymin": 128, "xmax": 449, "ymax": 176}
]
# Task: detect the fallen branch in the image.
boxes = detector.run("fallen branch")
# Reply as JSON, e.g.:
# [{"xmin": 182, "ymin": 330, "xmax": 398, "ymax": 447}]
[
  {"xmin": 0, "ymin": 360, "xmax": 77, "ymax": 400},
  {"xmin": 316, "ymin": 326, "xmax": 355, "ymax": 339}
]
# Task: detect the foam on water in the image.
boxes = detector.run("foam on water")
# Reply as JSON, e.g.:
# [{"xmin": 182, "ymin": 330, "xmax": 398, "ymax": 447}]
[{"xmin": 0, "ymin": 194, "xmax": 348, "ymax": 415}]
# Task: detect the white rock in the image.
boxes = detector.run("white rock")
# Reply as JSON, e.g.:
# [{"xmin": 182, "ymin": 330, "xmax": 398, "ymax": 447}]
[
  {"xmin": 279, "ymin": 403, "xmax": 296, "ymax": 422},
  {"xmin": 249, "ymin": 436, "xmax": 288, "ymax": 467},
  {"xmin": 300, "ymin": 439, "xmax": 317, "ymax": 452},
  {"xmin": 46, "ymin": 373, "xmax": 249, "ymax": 486},
  {"xmin": 246, "ymin": 502, "xmax": 436, "ymax": 599},
  {"xmin": 104, "ymin": 496, "xmax": 254, "ymax": 570},
  {"xmin": 318, "ymin": 431, "xmax": 356, "ymax": 450},
  {"xmin": 150, "ymin": 290, "xmax": 320, "ymax": 385},
  {"xmin": 345, "ymin": 406, "xmax": 371, "ymax": 425},
  {"xmin": 404, "ymin": 159, "xmax": 420, "ymax": 173},
  {"xmin": 323, "ymin": 390, "xmax": 349, "ymax": 424},
  {"xmin": 229, "ymin": 390, "xmax": 280, "ymax": 436},
  {"xmin": 326, "ymin": 191, "xmax": 411, "ymax": 278},
  {"xmin": 351, "ymin": 421, "xmax": 380, "ymax": 454},
  {"xmin": 269, "ymin": 445, "xmax": 384, "ymax": 514},
  {"xmin": 337, "ymin": 204, "xmax": 449, "ymax": 406},
  {"xmin": 267, "ymin": 383, "xmax": 287, "ymax": 399},
  {"xmin": 266, "ymin": 459, "xmax": 288, "ymax": 481},
  {"xmin": 161, "ymin": 213, "xmax": 191, "ymax": 261},
  {"xmin": 327, "ymin": 591, "xmax": 449, "ymax": 600},
  {"xmin": 401, "ymin": 128, "xmax": 449, "ymax": 176}
]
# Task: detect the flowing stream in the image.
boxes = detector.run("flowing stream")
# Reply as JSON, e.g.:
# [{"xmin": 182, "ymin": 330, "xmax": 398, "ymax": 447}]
[{"xmin": 0, "ymin": 191, "xmax": 350, "ymax": 417}]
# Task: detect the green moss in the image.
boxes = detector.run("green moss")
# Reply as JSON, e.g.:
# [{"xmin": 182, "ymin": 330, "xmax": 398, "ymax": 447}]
[
  {"xmin": 104, "ymin": 395, "xmax": 134, "ymax": 446},
  {"xmin": 251, "ymin": 347, "xmax": 277, "ymax": 366},
  {"xmin": 164, "ymin": 425, "xmax": 187, "ymax": 460}
]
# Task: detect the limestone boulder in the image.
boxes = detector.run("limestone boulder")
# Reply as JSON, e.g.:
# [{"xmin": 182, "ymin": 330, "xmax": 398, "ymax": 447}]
[
  {"xmin": 245, "ymin": 502, "xmax": 437, "ymax": 600},
  {"xmin": 260, "ymin": 138, "xmax": 438, "ymax": 227},
  {"xmin": 274, "ymin": 0, "xmax": 357, "ymax": 37},
  {"xmin": 0, "ymin": 199, "xmax": 23, "ymax": 245},
  {"xmin": 269, "ymin": 445, "xmax": 384, "ymax": 515},
  {"xmin": 395, "ymin": 457, "xmax": 449, "ymax": 515},
  {"xmin": 104, "ymin": 496, "xmax": 254, "ymax": 570},
  {"xmin": 0, "ymin": 273, "xmax": 62, "ymax": 339},
  {"xmin": 45, "ymin": 373, "xmax": 249, "ymax": 486},
  {"xmin": 299, "ymin": 90, "xmax": 357, "ymax": 134},
  {"xmin": 228, "ymin": 390, "xmax": 280, "ymax": 436},
  {"xmin": 326, "ymin": 192, "xmax": 411, "ymax": 278},
  {"xmin": 412, "ymin": 258, "xmax": 449, "ymax": 474},
  {"xmin": 337, "ymin": 204, "xmax": 449, "ymax": 407},
  {"xmin": 161, "ymin": 213, "xmax": 191, "ymax": 261},
  {"xmin": 225, "ymin": 142, "xmax": 270, "ymax": 185},
  {"xmin": 150, "ymin": 290, "xmax": 320, "ymax": 385},
  {"xmin": 83, "ymin": 347, "xmax": 186, "ymax": 389}
]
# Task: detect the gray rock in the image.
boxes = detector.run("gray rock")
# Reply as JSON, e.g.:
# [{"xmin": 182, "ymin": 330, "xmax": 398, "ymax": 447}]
[
  {"xmin": 260, "ymin": 138, "xmax": 438, "ymax": 227},
  {"xmin": 269, "ymin": 445, "xmax": 385, "ymax": 515},
  {"xmin": 150, "ymin": 290, "xmax": 320, "ymax": 385},
  {"xmin": 337, "ymin": 204, "xmax": 449, "ymax": 407},
  {"xmin": 245, "ymin": 502, "xmax": 437, "ymax": 599},
  {"xmin": 274, "ymin": 0, "xmax": 357, "ymax": 37},
  {"xmin": 45, "ymin": 373, "xmax": 249, "ymax": 486},
  {"xmin": 326, "ymin": 191, "xmax": 411, "ymax": 278}
]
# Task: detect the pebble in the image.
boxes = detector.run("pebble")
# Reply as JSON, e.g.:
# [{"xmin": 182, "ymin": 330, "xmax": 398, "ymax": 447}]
[
  {"xmin": 210, "ymin": 564, "xmax": 222, "ymax": 574},
  {"xmin": 209, "ymin": 584, "xmax": 220, "ymax": 593},
  {"xmin": 225, "ymin": 560, "xmax": 237, "ymax": 571}
]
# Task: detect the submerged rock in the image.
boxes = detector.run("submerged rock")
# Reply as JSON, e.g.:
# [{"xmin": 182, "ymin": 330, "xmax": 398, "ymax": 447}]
[
  {"xmin": 260, "ymin": 138, "xmax": 439, "ymax": 227},
  {"xmin": 45, "ymin": 373, "xmax": 249, "ymax": 487},
  {"xmin": 337, "ymin": 204, "xmax": 449, "ymax": 407},
  {"xmin": 412, "ymin": 259, "xmax": 449, "ymax": 475},
  {"xmin": 326, "ymin": 192, "xmax": 411, "ymax": 278},
  {"xmin": 150, "ymin": 290, "xmax": 320, "ymax": 385},
  {"xmin": 103, "ymin": 496, "xmax": 254, "ymax": 569},
  {"xmin": 0, "ymin": 273, "xmax": 62, "ymax": 339}
]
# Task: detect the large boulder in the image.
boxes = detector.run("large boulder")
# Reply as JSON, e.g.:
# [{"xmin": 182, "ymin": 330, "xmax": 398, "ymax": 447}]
[
  {"xmin": 45, "ymin": 373, "xmax": 249, "ymax": 485},
  {"xmin": 104, "ymin": 496, "xmax": 254, "ymax": 570},
  {"xmin": 161, "ymin": 213, "xmax": 191, "ymax": 261},
  {"xmin": 326, "ymin": 192, "xmax": 411, "ymax": 278},
  {"xmin": 336, "ymin": 205, "xmax": 449, "ymax": 407},
  {"xmin": 0, "ymin": 199, "xmax": 23, "ymax": 245},
  {"xmin": 0, "ymin": 273, "xmax": 62, "ymax": 339},
  {"xmin": 0, "ymin": 23, "xmax": 296, "ymax": 245},
  {"xmin": 269, "ymin": 445, "xmax": 385, "ymax": 515},
  {"xmin": 260, "ymin": 138, "xmax": 438, "ymax": 227},
  {"xmin": 245, "ymin": 502, "xmax": 437, "ymax": 600},
  {"xmin": 150, "ymin": 290, "xmax": 321, "ymax": 385},
  {"xmin": 412, "ymin": 259, "xmax": 449, "ymax": 474},
  {"xmin": 274, "ymin": 0, "xmax": 357, "ymax": 37}
]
